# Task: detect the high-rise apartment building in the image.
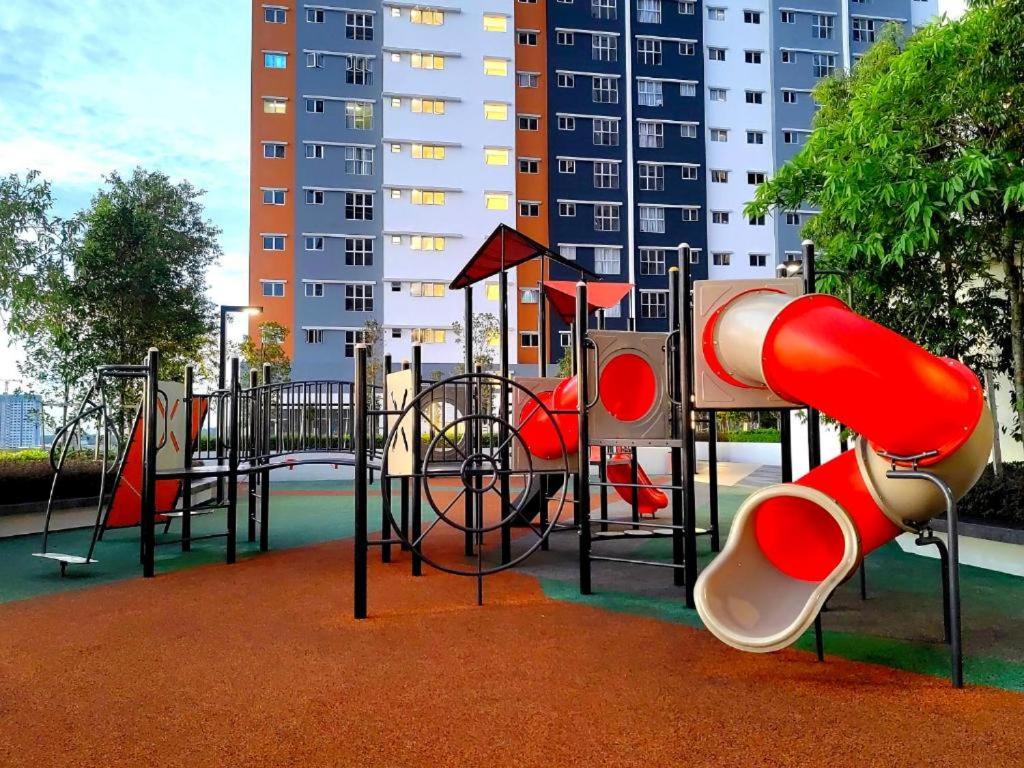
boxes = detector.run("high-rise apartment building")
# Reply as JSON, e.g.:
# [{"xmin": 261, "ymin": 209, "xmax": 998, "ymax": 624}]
[
  {"xmin": 250, "ymin": 0, "xmax": 936, "ymax": 379},
  {"xmin": 0, "ymin": 394, "xmax": 42, "ymax": 449}
]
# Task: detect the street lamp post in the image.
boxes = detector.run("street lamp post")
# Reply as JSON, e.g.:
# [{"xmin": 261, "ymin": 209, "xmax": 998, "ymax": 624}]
[{"xmin": 218, "ymin": 305, "xmax": 263, "ymax": 390}]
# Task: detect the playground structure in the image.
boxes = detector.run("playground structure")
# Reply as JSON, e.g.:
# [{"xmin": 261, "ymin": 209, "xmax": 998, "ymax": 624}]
[{"xmin": 35, "ymin": 225, "xmax": 987, "ymax": 688}]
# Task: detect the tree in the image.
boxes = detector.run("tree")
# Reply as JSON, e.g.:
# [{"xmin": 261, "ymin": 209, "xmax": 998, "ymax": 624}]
[
  {"xmin": 747, "ymin": 2, "xmax": 1024, "ymax": 442},
  {"xmin": 360, "ymin": 318, "xmax": 385, "ymax": 384},
  {"xmin": 240, "ymin": 321, "xmax": 291, "ymax": 382},
  {"xmin": 451, "ymin": 312, "xmax": 500, "ymax": 372}
]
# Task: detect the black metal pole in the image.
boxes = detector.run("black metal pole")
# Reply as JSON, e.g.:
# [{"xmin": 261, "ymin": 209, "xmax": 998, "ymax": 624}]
[
  {"xmin": 353, "ymin": 343, "xmax": 368, "ymax": 619},
  {"xmin": 498, "ymin": 267, "xmax": 512, "ymax": 565},
  {"xmin": 182, "ymin": 365, "xmax": 194, "ymax": 553},
  {"xmin": 679, "ymin": 249, "xmax": 698, "ymax": 604},
  {"xmin": 596, "ymin": 309, "xmax": 608, "ymax": 532},
  {"xmin": 141, "ymin": 348, "xmax": 159, "ymax": 578},
  {"xmin": 708, "ymin": 409, "xmax": 720, "ymax": 552},
  {"xmin": 410, "ymin": 344, "xmax": 423, "ymax": 577},
  {"xmin": 226, "ymin": 356, "xmax": 240, "ymax": 565},
  {"xmin": 802, "ymin": 241, "xmax": 822, "ymax": 471},
  {"xmin": 260, "ymin": 362, "xmax": 272, "ymax": 552},
  {"xmin": 537, "ymin": 255, "xmax": 548, "ymax": 377},
  {"xmin": 668, "ymin": 265, "xmax": 685, "ymax": 589},
  {"xmin": 400, "ymin": 360, "xmax": 410, "ymax": 551},
  {"xmin": 463, "ymin": 288, "xmax": 475, "ymax": 557},
  {"xmin": 382, "ymin": 353, "xmax": 393, "ymax": 564},
  {"xmin": 780, "ymin": 409, "xmax": 793, "ymax": 482},
  {"xmin": 575, "ymin": 282, "xmax": 592, "ymax": 595},
  {"xmin": 248, "ymin": 369, "xmax": 259, "ymax": 543}
]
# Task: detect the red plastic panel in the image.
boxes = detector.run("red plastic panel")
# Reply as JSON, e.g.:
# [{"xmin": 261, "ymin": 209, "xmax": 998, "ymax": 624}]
[
  {"xmin": 701, "ymin": 287, "xmax": 786, "ymax": 390},
  {"xmin": 518, "ymin": 379, "xmax": 579, "ymax": 460},
  {"xmin": 606, "ymin": 455, "xmax": 668, "ymax": 517},
  {"xmin": 599, "ymin": 354, "xmax": 656, "ymax": 422}
]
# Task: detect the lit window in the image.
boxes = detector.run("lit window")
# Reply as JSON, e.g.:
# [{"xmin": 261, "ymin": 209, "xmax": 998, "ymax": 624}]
[
  {"xmin": 263, "ymin": 97, "xmax": 287, "ymax": 114},
  {"xmin": 411, "ymin": 52, "xmax": 445, "ymax": 70},
  {"xmin": 486, "ymin": 283, "xmax": 500, "ymax": 301},
  {"xmin": 485, "ymin": 193, "xmax": 510, "ymax": 210},
  {"xmin": 484, "ymin": 58, "xmax": 509, "ymax": 76},
  {"xmin": 521, "ymin": 288, "xmax": 540, "ymax": 304},
  {"xmin": 412, "ymin": 329, "xmax": 447, "ymax": 344},
  {"xmin": 410, "ymin": 189, "xmax": 446, "ymax": 206},
  {"xmin": 411, "ymin": 144, "xmax": 446, "ymax": 160},
  {"xmin": 485, "ymin": 148, "xmax": 510, "ymax": 165},
  {"xmin": 410, "ymin": 282, "xmax": 446, "ymax": 298},
  {"xmin": 411, "ymin": 8, "xmax": 444, "ymax": 24},
  {"xmin": 484, "ymin": 102, "xmax": 509, "ymax": 121},
  {"xmin": 483, "ymin": 13, "xmax": 508, "ymax": 32},
  {"xmin": 264, "ymin": 52, "xmax": 287, "ymax": 69},
  {"xmin": 411, "ymin": 98, "xmax": 445, "ymax": 114},
  {"xmin": 410, "ymin": 235, "xmax": 446, "ymax": 251},
  {"xmin": 346, "ymin": 102, "xmax": 373, "ymax": 130}
]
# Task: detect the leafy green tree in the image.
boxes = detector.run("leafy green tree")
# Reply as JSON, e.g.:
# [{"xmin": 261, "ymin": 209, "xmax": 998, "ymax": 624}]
[
  {"xmin": 240, "ymin": 321, "xmax": 291, "ymax": 382},
  {"xmin": 747, "ymin": 2, "xmax": 1024, "ymax": 441},
  {"xmin": 451, "ymin": 312, "xmax": 500, "ymax": 372}
]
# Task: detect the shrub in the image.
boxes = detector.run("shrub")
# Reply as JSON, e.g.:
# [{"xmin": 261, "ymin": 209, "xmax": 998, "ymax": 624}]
[
  {"xmin": 0, "ymin": 459, "xmax": 103, "ymax": 506},
  {"xmin": 958, "ymin": 462, "xmax": 1024, "ymax": 528},
  {"xmin": 718, "ymin": 428, "xmax": 781, "ymax": 444}
]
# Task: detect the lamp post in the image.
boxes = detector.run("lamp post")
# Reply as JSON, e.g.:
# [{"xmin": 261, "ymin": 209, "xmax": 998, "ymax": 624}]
[{"xmin": 219, "ymin": 305, "xmax": 262, "ymax": 389}]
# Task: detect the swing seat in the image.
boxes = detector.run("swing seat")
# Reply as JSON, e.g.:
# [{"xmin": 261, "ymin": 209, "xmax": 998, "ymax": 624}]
[{"xmin": 31, "ymin": 553, "xmax": 98, "ymax": 577}]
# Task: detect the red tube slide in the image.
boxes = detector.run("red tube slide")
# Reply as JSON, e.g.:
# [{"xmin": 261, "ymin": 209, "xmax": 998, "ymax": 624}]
[{"xmin": 606, "ymin": 453, "xmax": 669, "ymax": 517}]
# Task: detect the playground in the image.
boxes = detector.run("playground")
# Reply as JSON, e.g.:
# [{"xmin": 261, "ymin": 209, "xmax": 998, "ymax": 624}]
[{"xmin": 4, "ymin": 225, "xmax": 1024, "ymax": 766}]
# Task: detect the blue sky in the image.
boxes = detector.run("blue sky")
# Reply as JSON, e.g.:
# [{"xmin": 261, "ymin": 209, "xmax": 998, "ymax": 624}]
[{"xmin": 0, "ymin": 0, "xmax": 251, "ymax": 382}]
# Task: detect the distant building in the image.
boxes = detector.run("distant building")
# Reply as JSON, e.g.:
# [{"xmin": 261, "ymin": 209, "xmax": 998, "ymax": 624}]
[{"xmin": 0, "ymin": 394, "xmax": 42, "ymax": 449}]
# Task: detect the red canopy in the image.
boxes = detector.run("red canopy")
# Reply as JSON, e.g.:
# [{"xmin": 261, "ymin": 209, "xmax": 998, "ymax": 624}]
[
  {"xmin": 449, "ymin": 224, "xmax": 593, "ymax": 289},
  {"xmin": 542, "ymin": 281, "xmax": 632, "ymax": 324}
]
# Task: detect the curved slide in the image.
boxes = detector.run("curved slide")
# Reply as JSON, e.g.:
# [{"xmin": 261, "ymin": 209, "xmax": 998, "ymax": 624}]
[
  {"xmin": 605, "ymin": 454, "xmax": 668, "ymax": 517},
  {"xmin": 694, "ymin": 291, "xmax": 991, "ymax": 652}
]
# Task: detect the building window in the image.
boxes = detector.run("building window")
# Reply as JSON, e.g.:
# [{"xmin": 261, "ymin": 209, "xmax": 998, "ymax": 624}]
[
  {"xmin": 344, "ymin": 330, "xmax": 365, "ymax": 357},
  {"xmin": 711, "ymin": 169, "xmax": 729, "ymax": 183},
  {"xmin": 485, "ymin": 148, "xmax": 510, "ymax": 165},
  {"xmin": 518, "ymin": 115, "xmax": 539, "ymax": 130},
  {"xmin": 305, "ymin": 282, "xmax": 324, "ymax": 298},
  {"xmin": 412, "ymin": 8, "xmax": 444, "ymax": 24},
  {"xmin": 593, "ymin": 34, "xmax": 618, "ymax": 61},
  {"xmin": 783, "ymin": 131, "xmax": 798, "ymax": 144},
  {"xmin": 262, "ymin": 235, "xmax": 285, "ymax": 251},
  {"xmin": 558, "ymin": 115, "xmax": 576, "ymax": 130},
  {"xmin": 679, "ymin": 41, "xmax": 695, "ymax": 56},
  {"xmin": 749, "ymin": 253, "xmax": 768, "ymax": 268},
  {"xmin": 411, "ymin": 328, "xmax": 447, "ymax": 344},
  {"xmin": 813, "ymin": 53, "xmax": 836, "ymax": 78},
  {"xmin": 262, "ymin": 189, "xmax": 286, "ymax": 205},
  {"xmin": 307, "ymin": 52, "xmax": 323, "ymax": 69},
  {"xmin": 709, "ymin": 87, "xmax": 727, "ymax": 102},
  {"xmin": 485, "ymin": 283, "xmax": 500, "ymax": 301},
  {"xmin": 640, "ymin": 249, "xmax": 666, "ymax": 275},
  {"xmin": 306, "ymin": 98, "xmax": 324, "ymax": 114},
  {"xmin": 744, "ymin": 10, "xmax": 761, "ymax": 23},
  {"xmin": 344, "ymin": 147, "xmax": 374, "ymax": 175},
  {"xmin": 680, "ymin": 207, "xmax": 700, "ymax": 222},
  {"xmin": 306, "ymin": 329, "xmax": 324, "ymax": 345},
  {"xmin": 559, "ymin": 245, "xmax": 577, "ymax": 260},
  {"xmin": 712, "ymin": 252, "xmax": 731, "ymax": 266},
  {"xmin": 710, "ymin": 128, "xmax": 728, "ymax": 142},
  {"xmin": 410, "ymin": 235, "xmax": 445, "ymax": 251},
  {"xmin": 745, "ymin": 90, "xmax": 763, "ymax": 104},
  {"xmin": 261, "ymin": 280, "xmax": 285, "ymax": 297},
  {"xmin": 786, "ymin": 212, "xmax": 801, "ymax": 226},
  {"xmin": 708, "ymin": 47, "xmax": 726, "ymax": 62},
  {"xmin": 680, "ymin": 165, "xmax": 698, "ymax": 180},
  {"xmin": 305, "ymin": 144, "xmax": 325, "ymax": 160},
  {"xmin": 634, "ymin": 38, "xmax": 659, "ymax": 65},
  {"xmin": 345, "ymin": 238, "xmax": 373, "ymax": 266},
  {"xmin": 391, "ymin": 328, "xmax": 402, "ymax": 340},
  {"xmin": 680, "ymin": 123, "xmax": 697, "ymax": 139},
  {"xmin": 412, "ymin": 98, "xmax": 445, "ymax": 114},
  {"xmin": 592, "ymin": 76, "xmax": 618, "ymax": 104},
  {"xmin": 591, "ymin": 0, "xmax": 617, "ymax": 20},
  {"xmin": 485, "ymin": 193, "xmax": 510, "ymax": 210},
  {"xmin": 264, "ymin": 7, "xmax": 286, "ymax": 23},
  {"xmin": 637, "ymin": 80, "xmax": 663, "ymax": 106},
  {"xmin": 558, "ymin": 159, "xmax": 577, "ymax": 174},
  {"xmin": 712, "ymin": 211, "xmax": 730, "ymax": 224},
  {"xmin": 780, "ymin": 10, "xmax": 795, "ymax": 23},
  {"xmin": 678, "ymin": 0, "xmax": 695, "ymax": 13},
  {"xmin": 749, "ymin": 214, "xmax": 766, "ymax": 226},
  {"xmin": 520, "ymin": 333, "xmax": 539, "ymax": 348},
  {"xmin": 520, "ymin": 72, "xmax": 541, "ymax": 88},
  {"xmin": 781, "ymin": 50, "xmax": 795, "ymax": 64},
  {"xmin": 411, "ymin": 52, "xmax": 445, "ymax": 70},
  {"xmin": 783, "ymin": 90, "xmax": 798, "ymax": 104},
  {"xmin": 594, "ymin": 161, "xmax": 619, "ymax": 189},
  {"xmin": 264, "ymin": 142, "xmax": 286, "ymax": 159},
  {"xmin": 346, "ymin": 56, "xmax": 373, "ymax": 85},
  {"xmin": 517, "ymin": 30, "xmax": 538, "ymax": 45},
  {"xmin": 639, "ymin": 206, "xmax": 665, "ymax": 233},
  {"xmin": 483, "ymin": 13, "xmax": 508, "ymax": 32},
  {"xmin": 679, "ymin": 82, "xmax": 696, "ymax": 97},
  {"xmin": 484, "ymin": 102, "xmax": 509, "ymax": 121},
  {"xmin": 346, "ymin": 102, "xmax": 373, "ymax": 130},
  {"xmin": 557, "ymin": 30, "xmax": 575, "ymax": 45},
  {"xmin": 411, "ymin": 189, "xmax": 446, "ymax": 205},
  {"xmin": 519, "ymin": 201, "xmax": 540, "ymax": 217},
  {"xmin": 521, "ymin": 288, "xmax": 540, "ymax": 304},
  {"xmin": 639, "ymin": 164, "xmax": 664, "ymax": 191},
  {"xmin": 305, "ymin": 189, "xmax": 324, "ymax": 205},
  {"xmin": 263, "ymin": 97, "xmax": 287, "ymax": 114},
  {"xmin": 637, "ymin": 0, "xmax": 662, "ymax": 24},
  {"xmin": 519, "ymin": 158, "xmax": 540, "ymax": 174},
  {"xmin": 594, "ymin": 247, "xmax": 620, "ymax": 274},
  {"xmin": 345, "ymin": 192, "xmax": 373, "ymax": 220},
  {"xmin": 745, "ymin": 50, "xmax": 762, "ymax": 64},
  {"xmin": 813, "ymin": 14, "xmax": 834, "ymax": 39},
  {"xmin": 639, "ymin": 121, "xmax": 664, "ymax": 148},
  {"xmin": 556, "ymin": 72, "xmax": 574, "ymax": 88},
  {"xmin": 307, "ymin": 8, "xmax": 324, "ymax": 23},
  {"xmin": 412, "ymin": 143, "xmax": 446, "ymax": 160},
  {"xmin": 264, "ymin": 52, "xmax": 287, "ymax": 69},
  {"xmin": 593, "ymin": 119, "xmax": 619, "ymax": 146},
  {"xmin": 484, "ymin": 58, "xmax": 509, "ymax": 76},
  {"xmin": 345, "ymin": 12, "xmax": 373, "ymax": 39},
  {"xmin": 640, "ymin": 291, "xmax": 667, "ymax": 319},
  {"xmin": 852, "ymin": 18, "xmax": 876, "ymax": 42},
  {"xmin": 410, "ymin": 282, "xmax": 446, "ymax": 298},
  {"xmin": 748, "ymin": 171, "xmax": 766, "ymax": 185},
  {"xmin": 559, "ymin": 331, "xmax": 572, "ymax": 348},
  {"xmin": 304, "ymin": 236, "xmax": 324, "ymax": 251},
  {"xmin": 559, "ymin": 202, "xmax": 576, "ymax": 217},
  {"xmin": 594, "ymin": 205, "xmax": 620, "ymax": 232},
  {"xmin": 746, "ymin": 131, "xmax": 765, "ymax": 145},
  {"xmin": 345, "ymin": 284, "xmax": 374, "ymax": 312}
]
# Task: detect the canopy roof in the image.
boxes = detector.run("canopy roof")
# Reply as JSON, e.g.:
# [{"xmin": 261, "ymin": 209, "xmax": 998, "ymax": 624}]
[
  {"xmin": 542, "ymin": 280, "xmax": 632, "ymax": 324},
  {"xmin": 449, "ymin": 224, "xmax": 593, "ymax": 290}
]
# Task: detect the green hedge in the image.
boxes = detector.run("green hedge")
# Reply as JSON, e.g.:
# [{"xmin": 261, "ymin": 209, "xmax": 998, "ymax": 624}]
[
  {"xmin": 718, "ymin": 428, "xmax": 781, "ymax": 444},
  {"xmin": 959, "ymin": 462, "xmax": 1024, "ymax": 528},
  {"xmin": 0, "ymin": 459, "xmax": 103, "ymax": 506}
]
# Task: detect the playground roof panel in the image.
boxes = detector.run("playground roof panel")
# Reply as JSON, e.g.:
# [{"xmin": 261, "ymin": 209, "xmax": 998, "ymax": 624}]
[
  {"xmin": 542, "ymin": 280, "xmax": 633, "ymax": 324},
  {"xmin": 449, "ymin": 224, "xmax": 594, "ymax": 290}
]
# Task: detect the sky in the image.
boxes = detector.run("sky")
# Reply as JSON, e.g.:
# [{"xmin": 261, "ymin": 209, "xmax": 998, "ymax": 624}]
[{"xmin": 0, "ymin": 0, "xmax": 967, "ymax": 390}]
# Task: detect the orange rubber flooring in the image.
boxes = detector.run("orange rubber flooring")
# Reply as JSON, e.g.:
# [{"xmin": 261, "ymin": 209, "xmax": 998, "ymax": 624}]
[{"xmin": 2, "ymin": 508, "xmax": 1024, "ymax": 767}]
